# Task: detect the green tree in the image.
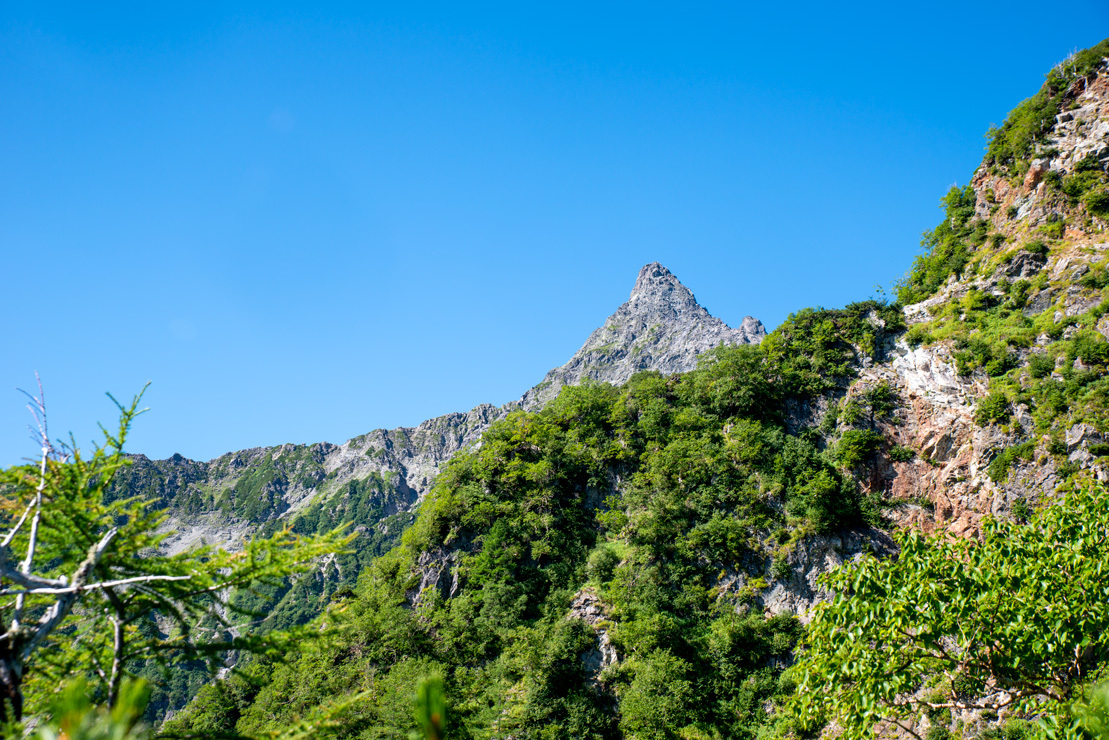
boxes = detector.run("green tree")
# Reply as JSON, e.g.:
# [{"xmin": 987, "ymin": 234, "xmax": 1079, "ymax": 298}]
[
  {"xmin": 0, "ymin": 384, "xmax": 349, "ymax": 726},
  {"xmin": 788, "ymin": 483, "xmax": 1109, "ymax": 739},
  {"xmin": 32, "ymin": 677, "xmax": 152, "ymax": 740}
]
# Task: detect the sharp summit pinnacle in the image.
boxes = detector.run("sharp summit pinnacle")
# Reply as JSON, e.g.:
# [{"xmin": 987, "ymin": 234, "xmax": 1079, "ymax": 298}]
[{"xmin": 518, "ymin": 262, "xmax": 767, "ymax": 407}]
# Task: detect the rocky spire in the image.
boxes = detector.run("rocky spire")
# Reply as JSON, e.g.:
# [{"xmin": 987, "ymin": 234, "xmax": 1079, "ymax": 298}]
[
  {"xmin": 517, "ymin": 263, "xmax": 766, "ymax": 408},
  {"xmin": 628, "ymin": 262, "xmax": 700, "ymax": 315}
]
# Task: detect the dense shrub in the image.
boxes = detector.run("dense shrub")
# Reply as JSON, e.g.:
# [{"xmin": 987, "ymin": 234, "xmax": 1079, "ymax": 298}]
[
  {"xmin": 761, "ymin": 301, "xmax": 904, "ymax": 397},
  {"xmin": 888, "ymin": 444, "xmax": 915, "ymax": 463},
  {"xmin": 897, "ymin": 186, "xmax": 979, "ymax": 305},
  {"xmin": 835, "ymin": 429, "xmax": 885, "ymax": 469},
  {"xmin": 1029, "ymin": 352, "xmax": 1055, "ymax": 379},
  {"xmin": 1085, "ymin": 187, "xmax": 1109, "ymax": 216},
  {"xmin": 618, "ymin": 650, "xmax": 696, "ymax": 740},
  {"xmin": 976, "ymin": 392, "xmax": 1012, "ymax": 426},
  {"xmin": 586, "ymin": 544, "xmax": 621, "ymax": 584},
  {"xmin": 1025, "ymin": 238, "xmax": 1049, "ymax": 256}
]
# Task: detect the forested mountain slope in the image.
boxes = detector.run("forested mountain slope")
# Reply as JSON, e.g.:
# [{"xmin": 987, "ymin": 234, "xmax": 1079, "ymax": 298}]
[
  {"xmin": 161, "ymin": 41, "xmax": 1109, "ymax": 740},
  {"xmin": 164, "ymin": 299, "xmax": 904, "ymax": 739},
  {"xmin": 111, "ymin": 263, "xmax": 766, "ymax": 716}
]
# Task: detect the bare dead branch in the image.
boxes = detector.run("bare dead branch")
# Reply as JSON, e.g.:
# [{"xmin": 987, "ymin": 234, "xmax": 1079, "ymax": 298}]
[{"xmin": 0, "ymin": 573, "xmax": 194, "ymax": 597}]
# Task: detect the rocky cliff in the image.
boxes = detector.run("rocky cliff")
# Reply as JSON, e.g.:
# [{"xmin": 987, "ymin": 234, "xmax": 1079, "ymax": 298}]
[
  {"xmin": 871, "ymin": 51, "xmax": 1109, "ymax": 537},
  {"xmin": 761, "ymin": 46, "xmax": 1109, "ymax": 616}
]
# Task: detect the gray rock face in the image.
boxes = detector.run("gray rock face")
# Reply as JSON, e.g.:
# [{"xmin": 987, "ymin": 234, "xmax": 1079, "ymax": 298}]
[
  {"xmin": 518, "ymin": 262, "xmax": 765, "ymax": 408},
  {"xmin": 124, "ymin": 263, "xmax": 766, "ymax": 552},
  {"xmin": 756, "ymin": 529, "xmax": 896, "ymax": 622},
  {"xmin": 568, "ymin": 588, "xmax": 618, "ymax": 689},
  {"xmin": 406, "ymin": 547, "xmax": 462, "ymax": 604}
]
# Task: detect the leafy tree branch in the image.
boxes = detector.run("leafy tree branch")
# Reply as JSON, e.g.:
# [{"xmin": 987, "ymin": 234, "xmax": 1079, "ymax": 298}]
[{"xmin": 0, "ymin": 383, "xmax": 352, "ymax": 726}]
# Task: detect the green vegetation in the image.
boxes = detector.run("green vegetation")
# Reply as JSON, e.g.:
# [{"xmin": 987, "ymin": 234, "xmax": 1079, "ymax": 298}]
[
  {"xmin": 976, "ymin": 391, "xmax": 1013, "ymax": 426},
  {"xmin": 1063, "ymin": 154, "xmax": 1109, "ymax": 210},
  {"xmin": 834, "ymin": 429, "xmax": 885, "ymax": 469},
  {"xmin": 165, "ymin": 304, "xmax": 906, "ymax": 739},
  {"xmin": 896, "ymin": 204, "xmax": 1109, "ymax": 440},
  {"xmin": 789, "ymin": 483, "xmax": 1109, "ymax": 740},
  {"xmin": 761, "ymin": 301, "xmax": 905, "ymax": 397},
  {"xmin": 888, "ymin": 444, "xmax": 915, "ymax": 463},
  {"xmin": 988, "ymin": 440, "xmax": 1035, "ymax": 483},
  {"xmin": 897, "ymin": 185, "xmax": 986, "ymax": 305},
  {"xmin": 0, "ymin": 388, "xmax": 349, "ymax": 733}
]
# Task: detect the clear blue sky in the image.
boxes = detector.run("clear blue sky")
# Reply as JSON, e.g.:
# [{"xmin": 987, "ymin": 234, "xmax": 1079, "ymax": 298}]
[{"xmin": 3, "ymin": 2, "xmax": 1107, "ymax": 465}]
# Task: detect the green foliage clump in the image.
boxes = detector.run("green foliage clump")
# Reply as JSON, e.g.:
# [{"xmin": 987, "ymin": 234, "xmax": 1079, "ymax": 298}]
[
  {"xmin": 788, "ymin": 483, "xmax": 1109, "ymax": 740},
  {"xmin": 988, "ymin": 440, "xmax": 1035, "ymax": 483},
  {"xmin": 586, "ymin": 544, "xmax": 621, "ymax": 585},
  {"xmin": 761, "ymin": 301, "xmax": 904, "ymax": 397},
  {"xmin": 769, "ymin": 556, "xmax": 792, "ymax": 581},
  {"xmin": 976, "ymin": 391, "xmax": 1012, "ymax": 426},
  {"xmin": 1030, "ymin": 352, "xmax": 1056, "ymax": 379},
  {"xmin": 1026, "ymin": 238, "xmax": 1050, "ymax": 257},
  {"xmin": 897, "ymin": 186, "xmax": 982, "ymax": 305},
  {"xmin": 1011, "ymin": 497, "xmax": 1033, "ymax": 524},
  {"xmin": 835, "ymin": 429, "xmax": 885, "ymax": 469},
  {"xmin": 1080, "ymin": 266, "xmax": 1109, "ymax": 290},
  {"xmin": 888, "ymin": 444, "xmax": 915, "ymax": 463},
  {"xmin": 952, "ymin": 330, "xmax": 1020, "ymax": 377},
  {"xmin": 979, "ymin": 718, "xmax": 1033, "ymax": 740},
  {"xmin": 1085, "ymin": 187, "xmax": 1109, "ymax": 217},
  {"xmin": 618, "ymin": 650, "xmax": 695, "ymax": 739},
  {"xmin": 841, "ymin": 384, "xmax": 898, "ymax": 427},
  {"xmin": 926, "ymin": 721, "xmax": 951, "ymax": 740},
  {"xmin": 1039, "ymin": 220, "xmax": 1066, "ymax": 240}
]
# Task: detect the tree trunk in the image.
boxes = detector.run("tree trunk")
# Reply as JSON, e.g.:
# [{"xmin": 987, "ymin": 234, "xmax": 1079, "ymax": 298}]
[
  {"xmin": 0, "ymin": 645, "xmax": 23, "ymax": 723},
  {"xmin": 105, "ymin": 587, "xmax": 124, "ymax": 708}
]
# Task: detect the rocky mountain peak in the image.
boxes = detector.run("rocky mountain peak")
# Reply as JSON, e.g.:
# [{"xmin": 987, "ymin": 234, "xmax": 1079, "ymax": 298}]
[
  {"xmin": 628, "ymin": 262, "xmax": 698, "ymax": 316},
  {"xmin": 517, "ymin": 263, "xmax": 766, "ymax": 408}
]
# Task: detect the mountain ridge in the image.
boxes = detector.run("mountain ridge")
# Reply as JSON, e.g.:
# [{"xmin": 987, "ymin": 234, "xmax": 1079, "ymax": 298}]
[{"xmin": 117, "ymin": 263, "xmax": 766, "ymax": 556}]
